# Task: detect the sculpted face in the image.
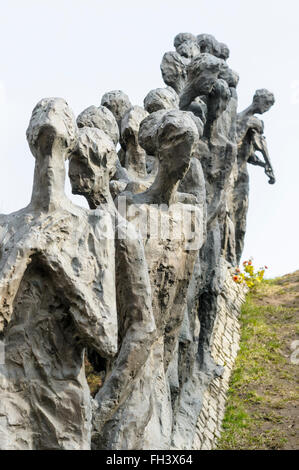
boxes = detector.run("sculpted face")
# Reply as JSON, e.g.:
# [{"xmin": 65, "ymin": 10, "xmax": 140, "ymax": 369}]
[
  {"xmin": 26, "ymin": 98, "xmax": 77, "ymax": 160},
  {"xmin": 253, "ymin": 89, "xmax": 275, "ymax": 114},
  {"xmin": 188, "ymin": 54, "xmax": 223, "ymax": 95},
  {"xmin": 174, "ymin": 32, "xmax": 196, "ymax": 49},
  {"xmin": 176, "ymin": 40, "xmax": 200, "ymax": 59},
  {"xmin": 69, "ymin": 152, "xmax": 95, "ymax": 196},
  {"xmin": 76, "ymin": 105, "xmax": 119, "ymax": 146},
  {"xmin": 69, "ymin": 127, "xmax": 117, "ymax": 199},
  {"xmin": 197, "ymin": 34, "xmax": 220, "ymax": 56},
  {"xmin": 143, "ymin": 87, "xmax": 179, "ymax": 114},
  {"xmin": 197, "ymin": 71, "xmax": 219, "ymax": 95},
  {"xmin": 157, "ymin": 111, "xmax": 199, "ymax": 177},
  {"xmin": 219, "ymin": 43, "xmax": 230, "ymax": 60},
  {"xmin": 219, "ymin": 65, "xmax": 239, "ymax": 88},
  {"xmin": 101, "ymin": 90, "xmax": 132, "ymax": 126},
  {"xmin": 161, "ymin": 51, "xmax": 188, "ymax": 94},
  {"xmin": 209, "ymin": 79, "xmax": 231, "ymax": 120}
]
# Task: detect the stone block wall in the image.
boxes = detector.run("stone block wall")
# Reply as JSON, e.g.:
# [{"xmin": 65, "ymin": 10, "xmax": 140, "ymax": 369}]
[{"xmin": 192, "ymin": 268, "xmax": 247, "ymax": 450}]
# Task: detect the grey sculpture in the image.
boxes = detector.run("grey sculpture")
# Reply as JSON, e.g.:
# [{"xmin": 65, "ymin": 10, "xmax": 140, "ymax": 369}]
[
  {"xmin": 68, "ymin": 125, "xmax": 157, "ymax": 449},
  {"xmin": 101, "ymin": 90, "xmax": 132, "ymax": 130},
  {"xmin": 77, "ymin": 105, "xmax": 120, "ymax": 146},
  {"xmin": 157, "ymin": 32, "xmax": 274, "ymax": 449},
  {"xmin": 124, "ymin": 109, "xmax": 200, "ymax": 205},
  {"xmin": 0, "ymin": 32, "xmax": 275, "ymax": 450},
  {"xmin": 120, "ymin": 105, "xmax": 149, "ymax": 179},
  {"xmin": 233, "ymin": 89, "xmax": 275, "ymax": 262},
  {"xmin": 0, "ymin": 98, "xmax": 119, "ymax": 449},
  {"xmin": 116, "ymin": 108, "xmax": 205, "ymax": 449},
  {"xmin": 143, "ymin": 87, "xmax": 179, "ymax": 113}
]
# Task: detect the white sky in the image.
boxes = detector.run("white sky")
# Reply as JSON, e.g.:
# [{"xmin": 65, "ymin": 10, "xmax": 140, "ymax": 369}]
[{"xmin": 0, "ymin": 0, "xmax": 298, "ymax": 278}]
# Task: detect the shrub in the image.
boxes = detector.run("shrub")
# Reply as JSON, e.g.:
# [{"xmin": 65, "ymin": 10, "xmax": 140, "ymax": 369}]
[{"xmin": 232, "ymin": 259, "xmax": 268, "ymax": 289}]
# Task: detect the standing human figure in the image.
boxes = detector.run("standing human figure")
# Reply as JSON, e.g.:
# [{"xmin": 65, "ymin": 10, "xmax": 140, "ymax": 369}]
[
  {"xmin": 233, "ymin": 89, "xmax": 275, "ymax": 262},
  {"xmin": 69, "ymin": 124, "xmax": 156, "ymax": 450},
  {"xmin": 0, "ymin": 98, "xmax": 119, "ymax": 449}
]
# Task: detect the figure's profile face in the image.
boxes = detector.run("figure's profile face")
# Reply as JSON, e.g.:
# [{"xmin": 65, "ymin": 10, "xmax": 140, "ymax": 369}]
[
  {"xmin": 219, "ymin": 43, "xmax": 230, "ymax": 60},
  {"xmin": 255, "ymin": 98, "xmax": 273, "ymax": 114},
  {"xmin": 157, "ymin": 111, "xmax": 198, "ymax": 177},
  {"xmin": 69, "ymin": 153, "xmax": 95, "ymax": 196},
  {"xmin": 197, "ymin": 70, "xmax": 219, "ymax": 95},
  {"xmin": 188, "ymin": 54, "xmax": 222, "ymax": 96},
  {"xmin": 68, "ymin": 127, "xmax": 117, "ymax": 198},
  {"xmin": 253, "ymin": 89, "xmax": 275, "ymax": 114}
]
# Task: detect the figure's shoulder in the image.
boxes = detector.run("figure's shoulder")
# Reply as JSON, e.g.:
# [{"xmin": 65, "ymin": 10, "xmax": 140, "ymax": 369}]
[
  {"xmin": 0, "ymin": 207, "xmax": 29, "ymax": 241},
  {"xmin": 237, "ymin": 113, "xmax": 263, "ymax": 143}
]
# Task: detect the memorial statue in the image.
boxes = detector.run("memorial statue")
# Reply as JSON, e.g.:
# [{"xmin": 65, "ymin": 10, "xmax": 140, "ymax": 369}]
[{"xmin": 0, "ymin": 32, "xmax": 275, "ymax": 450}]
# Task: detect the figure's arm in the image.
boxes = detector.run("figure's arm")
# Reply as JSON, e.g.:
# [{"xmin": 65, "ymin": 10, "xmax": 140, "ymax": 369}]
[
  {"xmin": 0, "ymin": 214, "xmax": 45, "ymax": 331},
  {"xmin": 237, "ymin": 115, "xmax": 264, "ymax": 145},
  {"xmin": 93, "ymin": 216, "xmax": 156, "ymax": 432},
  {"xmin": 44, "ymin": 221, "xmax": 119, "ymax": 359},
  {"xmin": 247, "ymin": 153, "xmax": 265, "ymax": 168},
  {"xmin": 251, "ymin": 131, "xmax": 276, "ymax": 184},
  {"xmin": 0, "ymin": 243, "xmax": 34, "ymax": 332},
  {"xmin": 1, "ymin": 213, "xmax": 119, "ymax": 358}
]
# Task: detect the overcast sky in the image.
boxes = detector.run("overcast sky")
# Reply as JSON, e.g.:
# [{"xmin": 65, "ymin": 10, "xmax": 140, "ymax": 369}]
[{"xmin": 0, "ymin": 0, "xmax": 298, "ymax": 277}]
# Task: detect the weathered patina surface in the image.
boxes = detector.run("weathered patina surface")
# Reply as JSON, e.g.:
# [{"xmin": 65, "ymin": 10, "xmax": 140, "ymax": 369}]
[{"xmin": 0, "ymin": 33, "xmax": 274, "ymax": 450}]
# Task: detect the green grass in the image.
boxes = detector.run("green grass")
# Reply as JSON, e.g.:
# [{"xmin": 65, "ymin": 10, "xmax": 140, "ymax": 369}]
[{"xmin": 217, "ymin": 276, "xmax": 299, "ymax": 450}]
